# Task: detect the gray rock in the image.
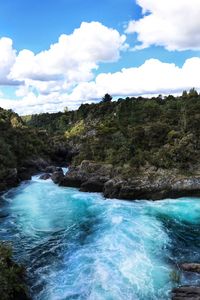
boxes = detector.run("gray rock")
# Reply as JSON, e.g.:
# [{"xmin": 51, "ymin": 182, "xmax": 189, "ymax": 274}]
[
  {"xmin": 44, "ymin": 166, "xmax": 62, "ymax": 173},
  {"xmin": 172, "ymin": 286, "xmax": 200, "ymax": 299},
  {"xmin": 51, "ymin": 170, "xmax": 64, "ymax": 184},
  {"xmin": 39, "ymin": 173, "xmax": 51, "ymax": 180},
  {"xmin": 80, "ymin": 178, "xmax": 105, "ymax": 193},
  {"xmin": 180, "ymin": 263, "xmax": 200, "ymax": 274},
  {"xmin": 55, "ymin": 160, "xmax": 200, "ymax": 200}
]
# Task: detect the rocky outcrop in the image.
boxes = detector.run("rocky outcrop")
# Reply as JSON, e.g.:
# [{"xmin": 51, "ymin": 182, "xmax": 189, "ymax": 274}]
[
  {"xmin": 180, "ymin": 263, "xmax": 200, "ymax": 274},
  {"xmin": 58, "ymin": 160, "xmax": 200, "ymax": 200},
  {"xmin": 39, "ymin": 173, "xmax": 51, "ymax": 180},
  {"xmin": 60, "ymin": 161, "xmax": 112, "ymax": 192},
  {"xmin": 80, "ymin": 177, "xmax": 105, "ymax": 193},
  {"xmin": 51, "ymin": 170, "xmax": 64, "ymax": 184},
  {"xmin": 0, "ymin": 158, "xmax": 50, "ymax": 192},
  {"xmin": 172, "ymin": 286, "xmax": 200, "ymax": 299}
]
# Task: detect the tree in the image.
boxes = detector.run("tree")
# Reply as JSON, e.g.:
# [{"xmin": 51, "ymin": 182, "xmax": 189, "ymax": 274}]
[
  {"xmin": 182, "ymin": 90, "xmax": 188, "ymax": 99},
  {"xmin": 188, "ymin": 88, "xmax": 198, "ymax": 98},
  {"xmin": 64, "ymin": 106, "xmax": 69, "ymax": 113},
  {"xmin": 102, "ymin": 93, "xmax": 112, "ymax": 103}
]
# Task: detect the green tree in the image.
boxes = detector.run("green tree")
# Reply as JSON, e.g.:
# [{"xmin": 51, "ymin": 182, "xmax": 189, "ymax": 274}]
[{"xmin": 102, "ymin": 93, "xmax": 112, "ymax": 103}]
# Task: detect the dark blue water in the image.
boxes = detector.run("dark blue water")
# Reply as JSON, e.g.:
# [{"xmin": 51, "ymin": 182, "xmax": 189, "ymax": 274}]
[{"xmin": 1, "ymin": 173, "xmax": 200, "ymax": 299}]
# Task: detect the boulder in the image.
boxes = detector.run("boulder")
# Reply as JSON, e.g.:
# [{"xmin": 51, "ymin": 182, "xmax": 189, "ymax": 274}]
[
  {"xmin": 172, "ymin": 286, "xmax": 200, "ymax": 299},
  {"xmin": 51, "ymin": 170, "xmax": 64, "ymax": 184},
  {"xmin": 39, "ymin": 173, "xmax": 51, "ymax": 180},
  {"xmin": 103, "ymin": 178, "xmax": 124, "ymax": 198},
  {"xmin": 60, "ymin": 174, "xmax": 85, "ymax": 188},
  {"xmin": 180, "ymin": 263, "xmax": 200, "ymax": 274}
]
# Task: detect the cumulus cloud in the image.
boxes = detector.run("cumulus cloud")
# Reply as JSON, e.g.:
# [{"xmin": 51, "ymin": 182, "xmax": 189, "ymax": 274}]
[
  {"xmin": 10, "ymin": 22, "xmax": 126, "ymax": 84},
  {"xmin": 65, "ymin": 57, "xmax": 200, "ymax": 100},
  {"xmin": 0, "ymin": 21, "xmax": 127, "ymax": 114},
  {"xmin": 1, "ymin": 57, "xmax": 200, "ymax": 115},
  {"xmin": 126, "ymin": 0, "xmax": 200, "ymax": 51},
  {"xmin": 0, "ymin": 19, "xmax": 199, "ymax": 115},
  {"xmin": 0, "ymin": 37, "xmax": 22, "ymax": 85}
]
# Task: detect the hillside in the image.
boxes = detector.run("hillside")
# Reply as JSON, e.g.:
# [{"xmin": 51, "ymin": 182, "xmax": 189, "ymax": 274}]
[
  {"xmin": 0, "ymin": 108, "xmax": 69, "ymax": 191},
  {"xmin": 23, "ymin": 89, "xmax": 200, "ymax": 174}
]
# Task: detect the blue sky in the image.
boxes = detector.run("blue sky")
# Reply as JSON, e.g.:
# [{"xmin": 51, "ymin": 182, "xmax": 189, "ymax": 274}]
[{"xmin": 0, "ymin": 0, "xmax": 200, "ymax": 114}]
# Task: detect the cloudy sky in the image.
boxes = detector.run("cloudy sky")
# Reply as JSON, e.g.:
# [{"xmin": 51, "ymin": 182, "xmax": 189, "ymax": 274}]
[{"xmin": 0, "ymin": 0, "xmax": 200, "ymax": 115}]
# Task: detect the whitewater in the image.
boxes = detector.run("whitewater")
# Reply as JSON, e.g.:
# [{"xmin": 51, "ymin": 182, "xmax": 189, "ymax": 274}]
[{"xmin": 1, "ymin": 171, "xmax": 200, "ymax": 299}]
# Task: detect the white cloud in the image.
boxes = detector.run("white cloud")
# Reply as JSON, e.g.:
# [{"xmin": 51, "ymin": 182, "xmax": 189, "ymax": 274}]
[
  {"xmin": 0, "ymin": 37, "xmax": 21, "ymax": 85},
  {"xmin": 65, "ymin": 57, "xmax": 200, "ymax": 101},
  {"xmin": 1, "ymin": 57, "xmax": 200, "ymax": 115},
  {"xmin": 0, "ymin": 21, "xmax": 127, "ymax": 114},
  {"xmin": 10, "ymin": 22, "xmax": 126, "ymax": 84},
  {"xmin": 0, "ymin": 19, "xmax": 200, "ymax": 115},
  {"xmin": 126, "ymin": 0, "xmax": 200, "ymax": 51}
]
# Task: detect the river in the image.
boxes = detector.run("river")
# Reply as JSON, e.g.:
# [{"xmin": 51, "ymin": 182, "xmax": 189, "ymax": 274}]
[{"xmin": 1, "ymin": 171, "xmax": 200, "ymax": 299}]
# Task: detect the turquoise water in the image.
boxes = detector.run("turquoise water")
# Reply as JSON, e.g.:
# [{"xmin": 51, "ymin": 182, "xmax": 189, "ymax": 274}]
[{"xmin": 1, "ymin": 174, "xmax": 200, "ymax": 300}]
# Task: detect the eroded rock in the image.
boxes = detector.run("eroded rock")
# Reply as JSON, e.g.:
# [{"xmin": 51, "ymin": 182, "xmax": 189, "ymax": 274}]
[
  {"xmin": 180, "ymin": 263, "xmax": 200, "ymax": 274},
  {"xmin": 172, "ymin": 286, "xmax": 200, "ymax": 300}
]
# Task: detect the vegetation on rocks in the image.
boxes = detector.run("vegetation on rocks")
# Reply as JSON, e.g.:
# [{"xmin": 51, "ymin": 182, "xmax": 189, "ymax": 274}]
[{"xmin": 0, "ymin": 244, "xmax": 29, "ymax": 300}]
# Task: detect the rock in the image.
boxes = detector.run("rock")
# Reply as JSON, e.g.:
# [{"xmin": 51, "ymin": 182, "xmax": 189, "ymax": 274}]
[
  {"xmin": 39, "ymin": 173, "xmax": 51, "ymax": 180},
  {"xmin": 180, "ymin": 263, "xmax": 200, "ymax": 273},
  {"xmin": 23, "ymin": 157, "xmax": 49, "ymax": 173},
  {"xmin": 103, "ymin": 178, "xmax": 124, "ymax": 198},
  {"xmin": 80, "ymin": 177, "xmax": 106, "ymax": 193},
  {"xmin": 172, "ymin": 286, "xmax": 200, "ymax": 299},
  {"xmin": 171, "ymin": 178, "xmax": 200, "ymax": 198},
  {"xmin": 51, "ymin": 170, "xmax": 64, "ymax": 184},
  {"xmin": 54, "ymin": 160, "xmax": 200, "ymax": 201},
  {"xmin": 5, "ymin": 168, "xmax": 19, "ymax": 187},
  {"xmin": 44, "ymin": 166, "xmax": 62, "ymax": 173},
  {"xmin": 59, "ymin": 161, "xmax": 113, "ymax": 191},
  {"xmin": 60, "ymin": 173, "xmax": 86, "ymax": 187}
]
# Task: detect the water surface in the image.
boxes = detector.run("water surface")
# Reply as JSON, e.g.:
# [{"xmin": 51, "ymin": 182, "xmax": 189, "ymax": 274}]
[{"xmin": 1, "ymin": 174, "xmax": 200, "ymax": 299}]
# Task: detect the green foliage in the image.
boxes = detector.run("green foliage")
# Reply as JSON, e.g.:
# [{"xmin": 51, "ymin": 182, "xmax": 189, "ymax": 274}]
[
  {"xmin": 64, "ymin": 120, "xmax": 85, "ymax": 138},
  {"xmin": 102, "ymin": 93, "xmax": 112, "ymax": 103},
  {"xmin": 21, "ymin": 88, "xmax": 200, "ymax": 171},
  {"xmin": 0, "ymin": 243, "xmax": 29, "ymax": 300},
  {"xmin": 0, "ymin": 107, "xmax": 69, "ymax": 184}
]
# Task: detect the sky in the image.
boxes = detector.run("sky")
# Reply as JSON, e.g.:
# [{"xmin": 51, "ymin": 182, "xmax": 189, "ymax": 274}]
[{"xmin": 0, "ymin": 0, "xmax": 200, "ymax": 115}]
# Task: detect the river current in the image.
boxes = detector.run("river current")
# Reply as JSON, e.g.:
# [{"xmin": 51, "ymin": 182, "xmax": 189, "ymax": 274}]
[{"xmin": 1, "ymin": 171, "xmax": 200, "ymax": 299}]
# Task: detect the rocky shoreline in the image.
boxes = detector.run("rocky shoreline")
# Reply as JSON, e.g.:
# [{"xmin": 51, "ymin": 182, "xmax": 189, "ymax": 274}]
[
  {"xmin": 48, "ymin": 160, "xmax": 200, "ymax": 201},
  {"xmin": 3, "ymin": 158, "xmax": 200, "ymax": 201}
]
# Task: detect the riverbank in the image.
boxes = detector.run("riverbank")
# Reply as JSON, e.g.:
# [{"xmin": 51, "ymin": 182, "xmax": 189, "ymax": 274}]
[{"xmin": 52, "ymin": 160, "xmax": 200, "ymax": 201}]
